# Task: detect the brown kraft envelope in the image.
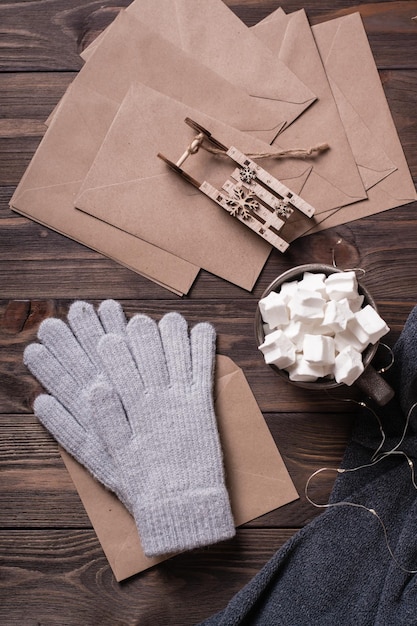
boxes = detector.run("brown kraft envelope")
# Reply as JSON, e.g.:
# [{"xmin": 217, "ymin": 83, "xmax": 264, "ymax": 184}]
[
  {"xmin": 126, "ymin": 0, "xmax": 314, "ymax": 136},
  {"xmin": 73, "ymin": 84, "xmax": 278, "ymax": 285},
  {"xmin": 69, "ymin": 10, "xmax": 311, "ymax": 147},
  {"xmin": 306, "ymin": 12, "xmax": 416, "ymax": 232},
  {"xmin": 60, "ymin": 355, "xmax": 299, "ymax": 582},
  {"xmin": 10, "ymin": 82, "xmax": 200, "ymax": 296}
]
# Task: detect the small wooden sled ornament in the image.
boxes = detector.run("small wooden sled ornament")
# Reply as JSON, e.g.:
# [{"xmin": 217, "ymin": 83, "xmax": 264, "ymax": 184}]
[{"xmin": 158, "ymin": 119, "xmax": 316, "ymax": 253}]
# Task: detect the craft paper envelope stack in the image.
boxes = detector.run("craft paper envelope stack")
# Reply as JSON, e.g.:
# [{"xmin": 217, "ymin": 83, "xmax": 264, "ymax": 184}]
[
  {"xmin": 12, "ymin": 0, "xmax": 417, "ymax": 297},
  {"xmin": 72, "ymin": 2, "xmax": 365, "ymax": 253},
  {"xmin": 252, "ymin": 7, "xmax": 417, "ymax": 235},
  {"xmin": 11, "ymin": 0, "xmax": 416, "ymax": 294}
]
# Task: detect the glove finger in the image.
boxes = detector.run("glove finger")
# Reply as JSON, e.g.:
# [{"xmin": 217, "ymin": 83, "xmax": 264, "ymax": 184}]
[
  {"xmin": 191, "ymin": 322, "xmax": 216, "ymax": 386},
  {"xmin": 87, "ymin": 380, "xmax": 132, "ymax": 449},
  {"xmin": 24, "ymin": 343, "xmax": 93, "ymax": 420},
  {"xmin": 127, "ymin": 314, "xmax": 169, "ymax": 388},
  {"xmin": 97, "ymin": 333, "xmax": 146, "ymax": 419},
  {"xmin": 67, "ymin": 301, "xmax": 107, "ymax": 370},
  {"xmin": 37, "ymin": 318, "xmax": 97, "ymax": 386},
  {"xmin": 98, "ymin": 299, "xmax": 127, "ymax": 335},
  {"xmin": 34, "ymin": 394, "xmax": 125, "ymax": 504},
  {"xmin": 159, "ymin": 312, "xmax": 192, "ymax": 386}
]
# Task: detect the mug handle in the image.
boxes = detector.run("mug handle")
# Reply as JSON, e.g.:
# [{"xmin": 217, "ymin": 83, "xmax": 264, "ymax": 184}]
[{"xmin": 355, "ymin": 364, "xmax": 394, "ymax": 406}]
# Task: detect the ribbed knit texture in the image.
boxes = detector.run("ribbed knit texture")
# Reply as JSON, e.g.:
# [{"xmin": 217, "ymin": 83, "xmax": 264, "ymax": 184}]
[
  {"xmin": 199, "ymin": 306, "xmax": 417, "ymax": 626},
  {"xmin": 88, "ymin": 312, "xmax": 235, "ymax": 557},
  {"xmin": 24, "ymin": 302, "xmax": 235, "ymax": 558}
]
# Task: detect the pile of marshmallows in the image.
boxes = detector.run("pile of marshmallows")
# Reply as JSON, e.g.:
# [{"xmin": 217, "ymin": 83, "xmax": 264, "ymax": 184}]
[{"xmin": 258, "ymin": 270, "xmax": 389, "ymax": 386}]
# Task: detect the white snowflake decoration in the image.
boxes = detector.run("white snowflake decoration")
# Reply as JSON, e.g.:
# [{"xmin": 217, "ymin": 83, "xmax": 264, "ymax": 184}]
[
  {"xmin": 239, "ymin": 166, "xmax": 257, "ymax": 185},
  {"xmin": 225, "ymin": 186, "xmax": 259, "ymax": 220},
  {"xmin": 275, "ymin": 199, "xmax": 293, "ymax": 219}
]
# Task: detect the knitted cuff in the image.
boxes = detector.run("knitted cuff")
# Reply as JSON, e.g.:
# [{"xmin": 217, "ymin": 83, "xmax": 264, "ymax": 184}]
[{"xmin": 134, "ymin": 486, "xmax": 236, "ymax": 557}]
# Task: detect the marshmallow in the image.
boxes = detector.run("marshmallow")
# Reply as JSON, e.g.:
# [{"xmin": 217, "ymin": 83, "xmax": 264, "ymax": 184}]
[
  {"xmin": 324, "ymin": 271, "xmax": 358, "ymax": 301},
  {"xmin": 334, "ymin": 345, "xmax": 364, "ymax": 386},
  {"xmin": 347, "ymin": 316, "xmax": 373, "ymax": 347},
  {"xmin": 258, "ymin": 291, "xmax": 289, "ymax": 330},
  {"xmin": 355, "ymin": 304, "xmax": 390, "ymax": 344},
  {"xmin": 348, "ymin": 293, "xmax": 365, "ymax": 313},
  {"xmin": 303, "ymin": 334, "xmax": 335, "ymax": 366},
  {"xmin": 258, "ymin": 329, "xmax": 296, "ymax": 369},
  {"xmin": 279, "ymin": 280, "xmax": 299, "ymax": 304},
  {"xmin": 297, "ymin": 272, "xmax": 327, "ymax": 297},
  {"xmin": 284, "ymin": 320, "xmax": 305, "ymax": 351},
  {"xmin": 288, "ymin": 289, "xmax": 326, "ymax": 323},
  {"xmin": 287, "ymin": 355, "xmax": 326, "ymax": 382},
  {"xmin": 322, "ymin": 298, "xmax": 354, "ymax": 333},
  {"xmin": 334, "ymin": 326, "xmax": 369, "ymax": 353},
  {"xmin": 307, "ymin": 322, "xmax": 334, "ymax": 337}
]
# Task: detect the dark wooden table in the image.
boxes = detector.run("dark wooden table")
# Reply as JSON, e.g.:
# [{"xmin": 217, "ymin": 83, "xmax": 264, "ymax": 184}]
[{"xmin": 1, "ymin": 1, "xmax": 417, "ymax": 624}]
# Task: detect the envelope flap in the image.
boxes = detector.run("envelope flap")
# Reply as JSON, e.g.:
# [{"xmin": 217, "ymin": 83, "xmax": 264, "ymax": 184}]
[
  {"xmin": 214, "ymin": 354, "xmax": 241, "ymax": 399},
  {"xmin": 76, "ymin": 10, "xmax": 312, "ymax": 145},
  {"xmin": 214, "ymin": 356, "xmax": 298, "ymax": 523},
  {"xmin": 327, "ymin": 78, "xmax": 397, "ymax": 189},
  {"xmin": 313, "ymin": 13, "xmax": 384, "ymax": 132},
  {"xmin": 126, "ymin": 0, "xmax": 316, "ymax": 108},
  {"xmin": 79, "ymin": 82, "xmax": 322, "ymax": 193},
  {"xmin": 252, "ymin": 8, "xmax": 371, "ymax": 217}
]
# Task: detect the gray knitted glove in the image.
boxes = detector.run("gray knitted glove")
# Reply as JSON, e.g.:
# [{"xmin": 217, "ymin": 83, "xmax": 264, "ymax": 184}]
[
  {"xmin": 23, "ymin": 299, "xmax": 130, "ymax": 507},
  {"xmin": 88, "ymin": 311, "xmax": 236, "ymax": 557}
]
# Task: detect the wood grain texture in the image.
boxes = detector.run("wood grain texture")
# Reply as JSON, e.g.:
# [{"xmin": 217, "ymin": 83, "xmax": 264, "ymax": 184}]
[
  {"xmin": 0, "ymin": 528, "xmax": 295, "ymax": 625},
  {"xmin": 1, "ymin": 0, "xmax": 417, "ymax": 623}
]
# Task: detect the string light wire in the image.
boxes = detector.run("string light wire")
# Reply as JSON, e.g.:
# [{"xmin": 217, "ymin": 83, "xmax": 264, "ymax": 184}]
[{"xmin": 305, "ymin": 399, "xmax": 417, "ymax": 573}]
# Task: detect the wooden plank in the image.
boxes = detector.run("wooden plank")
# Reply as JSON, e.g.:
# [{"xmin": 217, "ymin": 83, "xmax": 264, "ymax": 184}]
[
  {"xmin": 0, "ymin": 1, "xmax": 129, "ymax": 71},
  {"xmin": 0, "ymin": 73, "xmax": 75, "ymax": 121},
  {"xmin": 1, "ymin": 201, "xmax": 417, "ymax": 300},
  {"xmin": 0, "ymin": 73, "xmax": 75, "ymax": 184},
  {"xmin": 0, "ymin": 527, "xmax": 294, "ymax": 625}
]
